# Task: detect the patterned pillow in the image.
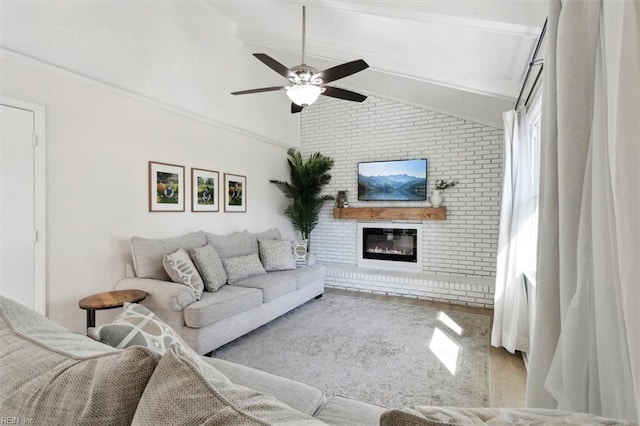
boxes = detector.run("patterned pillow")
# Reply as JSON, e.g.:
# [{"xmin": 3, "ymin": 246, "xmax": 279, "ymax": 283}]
[
  {"xmin": 259, "ymin": 239, "xmax": 296, "ymax": 272},
  {"xmin": 221, "ymin": 253, "xmax": 266, "ymax": 284},
  {"xmin": 191, "ymin": 244, "xmax": 227, "ymax": 292},
  {"xmin": 88, "ymin": 302, "xmax": 194, "ymax": 356},
  {"xmin": 163, "ymin": 248, "xmax": 204, "ymax": 300},
  {"xmin": 291, "ymin": 240, "xmax": 308, "ymax": 268}
]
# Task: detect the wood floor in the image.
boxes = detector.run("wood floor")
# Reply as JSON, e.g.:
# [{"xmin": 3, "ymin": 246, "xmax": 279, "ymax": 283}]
[{"xmin": 326, "ymin": 287, "xmax": 527, "ymax": 408}]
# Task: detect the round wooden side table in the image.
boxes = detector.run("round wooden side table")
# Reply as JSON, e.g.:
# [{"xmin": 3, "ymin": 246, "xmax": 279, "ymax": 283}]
[{"xmin": 78, "ymin": 289, "xmax": 147, "ymax": 329}]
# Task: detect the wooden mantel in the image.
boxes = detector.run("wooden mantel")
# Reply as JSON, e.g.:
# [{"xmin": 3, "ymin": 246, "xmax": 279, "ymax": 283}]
[{"xmin": 332, "ymin": 207, "xmax": 446, "ymax": 221}]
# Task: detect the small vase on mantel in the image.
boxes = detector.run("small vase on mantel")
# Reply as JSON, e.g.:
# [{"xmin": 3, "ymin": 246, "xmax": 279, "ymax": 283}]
[{"xmin": 430, "ymin": 190, "xmax": 443, "ymax": 208}]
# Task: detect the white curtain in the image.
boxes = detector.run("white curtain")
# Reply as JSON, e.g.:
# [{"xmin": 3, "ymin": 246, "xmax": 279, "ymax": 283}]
[
  {"xmin": 491, "ymin": 108, "xmax": 538, "ymax": 353},
  {"xmin": 526, "ymin": 0, "xmax": 640, "ymax": 422}
]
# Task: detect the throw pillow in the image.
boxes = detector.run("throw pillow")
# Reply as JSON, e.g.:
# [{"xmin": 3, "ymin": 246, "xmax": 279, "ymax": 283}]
[
  {"xmin": 132, "ymin": 345, "xmax": 324, "ymax": 425},
  {"xmin": 0, "ymin": 297, "xmax": 159, "ymax": 426},
  {"xmin": 291, "ymin": 240, "xmax": 308, "ymax": 268},
  {"xmin": 380, "ymin": 407, "xmax": 453, "ymax": 426},
  {"xmin": 221, "ymin": 253, "xmax": 266, "ymax": 284},
  {"xmin": 163, "ymin": 247, "xmax": 205, "ymax": 300},
  {"xmin": 259, "ymin": 239, "xmax": 296, "ymax": 272},
  {"xmin": 88, "ymin": 302, "xmax": 194, "ymax": 356},
  {"xmin": 191, "ymin": 244, "xmax": 227, "ymax": 292}
]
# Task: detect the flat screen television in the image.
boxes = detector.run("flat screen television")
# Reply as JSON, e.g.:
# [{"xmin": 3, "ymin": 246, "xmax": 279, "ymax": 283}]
[{"xmin": 358, "ymin": 158, "xmax": 428, "ymax": 201}]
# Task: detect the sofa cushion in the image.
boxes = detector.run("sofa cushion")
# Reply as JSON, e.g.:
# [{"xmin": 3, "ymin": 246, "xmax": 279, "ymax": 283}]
[
  {"xmin": 0, "ymin": 296, "xmax": 159, "ymax": 426},
  {"xmin": 163, "ymin": 247, "xmax": 205, "ymax": 299},
  {"xmin": 222, "ymin": 253, "xmax": 267, "ymax": 284},
  {"xmin": 231, "ymin": 273, "xmax": 298, "ymax": 303},
  {"xmin": 205, "ymin": 229, "xmax": 282, "ymax": 260},
  {"xmin": 184, "ymin": 285, "xmax": 263, "ymax": 328},
  {"xmin": 191, "ymin": 243, "xmax": 227, "ymax": 292},
  {"xmin": 259, "ymin": 239, "xmax": 296, "ymax": 272},
  {"xmin": 251, "ymin": 228, "xmax": 282, "ymax": 253},
  {"xmin": 206, "ymin": 230, "xmax": 255, "ymax": 259},
  {"xmin": 0, "ymin": 295, "xmax": 113, "ymax": 356},
  {"xmin": 88, "ymin": 302, "xmax": 193, "ymax": 355},
  {"xmin": 132, "ymin": 345, "xmax": 325, "ymax": 425},
  {"xmin": 378, "ymin": 406, "xmax": 636, "ymax": 425},
  {"xmin": 206, "ymin": 358, "xmax": 326, "ymax": 416},
  {"xmin": 131, "ymin": 231, "xmax": 206, "ymax": 280},
  {"xmin": 269, "ymin": 264, "xmax": 326, "ymax": 290},
  {"xmin": 314, "ymin": 395, "xmax": 386, "ymax": 426}
]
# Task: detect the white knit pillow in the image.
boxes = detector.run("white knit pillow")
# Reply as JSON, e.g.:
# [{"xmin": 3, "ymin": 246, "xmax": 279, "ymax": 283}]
[
  {"xmin": 221, "ymin": 253, "xmax": 266, "ymax": 284},
  {"xmin": 259, "ymin": 239, "xmax": 296, "ymax": 272}
]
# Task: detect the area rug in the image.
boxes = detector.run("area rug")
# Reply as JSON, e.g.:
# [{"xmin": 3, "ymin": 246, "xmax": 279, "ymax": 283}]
[{"xmin": 211, "ymin": 291, "xmax": 490, "ymax": 408}]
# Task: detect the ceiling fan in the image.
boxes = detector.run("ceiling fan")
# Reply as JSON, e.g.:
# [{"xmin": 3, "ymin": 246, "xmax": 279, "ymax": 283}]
[{"xmin": 231, "ymin": 6, "xmax": 369, "ymax": 114}]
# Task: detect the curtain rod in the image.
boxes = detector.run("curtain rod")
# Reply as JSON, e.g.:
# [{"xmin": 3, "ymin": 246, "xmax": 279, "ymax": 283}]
[{"xmin": 514, "ymin": 18, "xmax": 548, "ymax": 110}]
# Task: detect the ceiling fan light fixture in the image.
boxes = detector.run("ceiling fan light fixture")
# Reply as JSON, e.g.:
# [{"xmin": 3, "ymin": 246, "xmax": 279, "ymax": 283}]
[
  {"xmin": 230, "ymin": 6, "xmax": 368, "ymax": 113},
  {"xmin": 286, "ymin": 85, "xmax": 322, "ymax": 106}
]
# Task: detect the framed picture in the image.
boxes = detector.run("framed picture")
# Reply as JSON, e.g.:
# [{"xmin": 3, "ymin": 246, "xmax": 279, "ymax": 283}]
[
  {"xmin": 191, "ymin": 168, "xmax": 219, "ymax": 212},
  {"xmin": 149, "ymin": 161, "xmax": 185, "ymax": 212},
  {"xmin": 224, "ymin": 173, "xmax": 246, "ymax": 213}
]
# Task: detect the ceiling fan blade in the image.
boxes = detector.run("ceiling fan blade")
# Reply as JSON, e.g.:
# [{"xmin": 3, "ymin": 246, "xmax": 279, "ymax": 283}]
[
  {"xmin": 253, "ymin": 54, "xmax": 298, "ymax": 82},
  {"xmin": 321, "ymin": 86, "xmax": 367, "ymax": 103},
  {"xmin": 231, "ymin": 86, "xmax": 285, "ymax": 96},
  {"xmin": 291, "ymin": 103, "xmax": 304, "ymax": 114},
  {"xmin": 315, "ymin": 59, "xmax": 369, "ymax": 84}
]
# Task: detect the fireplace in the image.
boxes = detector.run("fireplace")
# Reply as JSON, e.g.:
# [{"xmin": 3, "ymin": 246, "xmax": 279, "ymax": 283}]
[
  {"xmin": 357, "ymin": 222, "xmax": 422, "ymax": 271},
  {"xmin": 362, "ymin": 227, "xmax": 417, "ymax": 262}
]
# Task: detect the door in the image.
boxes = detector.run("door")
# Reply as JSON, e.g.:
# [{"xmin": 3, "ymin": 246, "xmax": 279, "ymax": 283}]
[{"xmin": 0, "ymin": 97, "xmax": 46, "ymax": 314}]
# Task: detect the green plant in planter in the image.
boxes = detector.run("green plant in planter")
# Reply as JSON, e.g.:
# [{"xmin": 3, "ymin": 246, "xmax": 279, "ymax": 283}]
[
  {"xmin": 435, "ymin": 179, "xmax": 459, "ymax": 191},
  {"xmin": 270, "ymin": 148, "xmax": 335, "ymax": 252}
]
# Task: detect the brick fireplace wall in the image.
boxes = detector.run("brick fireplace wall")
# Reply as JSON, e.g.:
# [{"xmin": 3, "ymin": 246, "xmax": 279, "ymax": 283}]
[{"xmin": 300, "ymin": 95, "xmax": 503, "ymax": 307}]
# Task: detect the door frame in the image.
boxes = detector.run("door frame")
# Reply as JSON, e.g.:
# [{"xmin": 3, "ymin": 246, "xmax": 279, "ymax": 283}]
[{"xmin": 1, "ymin": 95, "xmax": 46, "ymax": 315}]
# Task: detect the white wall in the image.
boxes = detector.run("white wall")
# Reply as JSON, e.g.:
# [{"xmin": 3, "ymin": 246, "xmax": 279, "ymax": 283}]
[
  {"xmin": 1, "ymin": 56, "xmax": 295, "ymax": 332},
  {"xmin": 302, "ymin": 95, "xmax": 503, "ymax": 279}
]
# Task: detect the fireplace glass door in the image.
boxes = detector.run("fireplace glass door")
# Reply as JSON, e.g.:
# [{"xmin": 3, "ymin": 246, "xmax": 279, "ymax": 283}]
[{"xmin": 362, "ymin": 227, "xmax": 418, "ymax": 263}]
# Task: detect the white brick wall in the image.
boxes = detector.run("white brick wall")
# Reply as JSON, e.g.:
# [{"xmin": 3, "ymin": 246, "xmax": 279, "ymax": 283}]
[{"xmin": 301, "ymin": 95, "xmax": 503, "ymax": 306}]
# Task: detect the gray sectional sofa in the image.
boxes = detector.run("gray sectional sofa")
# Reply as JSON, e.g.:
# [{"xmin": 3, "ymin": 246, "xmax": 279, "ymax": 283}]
[
  {"xmin": 0, "ymin": 294, "xmax": 386, "ymax": 425},
  {"xmin": 1, "ymin": 295, "xmax": 632, "ymax": 425},
  {"xmin": 115, "ymin": 229, "xmax": 325, "ymax": 355}
]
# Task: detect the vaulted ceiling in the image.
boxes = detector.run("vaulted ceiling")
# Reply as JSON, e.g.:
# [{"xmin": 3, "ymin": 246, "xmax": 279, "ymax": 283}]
[
  {"xmin": 1, "ymin": 1, "xmax": 547, "ymax": 144},
  {"xmin": 211, "ymin": 1, "xmax": 547, "ymax": 128}
]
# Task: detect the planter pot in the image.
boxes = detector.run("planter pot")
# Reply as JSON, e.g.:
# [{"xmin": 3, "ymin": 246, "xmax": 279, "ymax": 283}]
[
  {"xmin": 430, "ymin": 190, "xmax": 443, "ymax": 208},
  {"xmin": 306, "ymin": 252, "xmax": 317, "ymax": 266}
]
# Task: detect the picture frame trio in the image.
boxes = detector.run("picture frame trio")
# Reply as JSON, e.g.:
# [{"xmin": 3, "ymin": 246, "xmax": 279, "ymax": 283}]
[{"xmin": 148, "ymin": 161, "xmax": 246, "ymax": 213}]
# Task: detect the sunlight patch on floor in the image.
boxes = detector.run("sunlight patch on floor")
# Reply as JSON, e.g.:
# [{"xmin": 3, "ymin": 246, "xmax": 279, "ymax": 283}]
[
  {"xmin": 429, "ymin": 327, "xmax": 461, "ymax": 375},
  {"xmin": 438, "ymin": 311, "xmax": 463, "ymax": 335}
]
